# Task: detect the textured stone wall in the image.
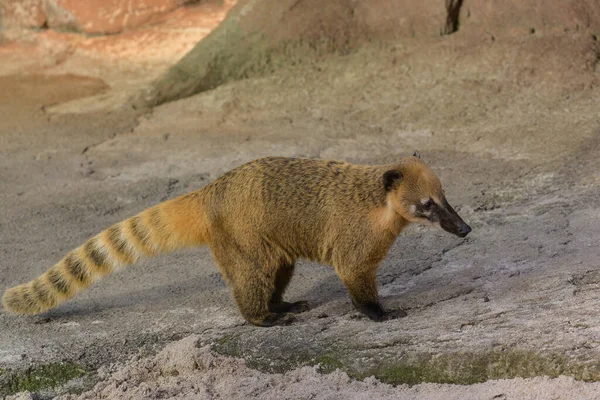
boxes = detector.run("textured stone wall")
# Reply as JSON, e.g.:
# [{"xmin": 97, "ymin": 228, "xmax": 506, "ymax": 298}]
[
  {"xmin": 1, "ymin": 0, "xmax": 199, "ymax": 34},
  {"xmin": 3, "ymin": 0, "xmax": 599, "ymax": 37}
]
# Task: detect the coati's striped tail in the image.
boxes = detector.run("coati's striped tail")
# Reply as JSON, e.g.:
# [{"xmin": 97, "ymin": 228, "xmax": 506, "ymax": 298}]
[{"xmin": 2, "ymin": 192, "xmax": 208, "ymax": 315}]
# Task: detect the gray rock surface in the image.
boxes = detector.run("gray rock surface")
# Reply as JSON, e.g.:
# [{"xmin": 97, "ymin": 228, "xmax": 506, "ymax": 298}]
[{"xmin": 1, "ymin": 31, "xmax": 600, "ymax": 397}]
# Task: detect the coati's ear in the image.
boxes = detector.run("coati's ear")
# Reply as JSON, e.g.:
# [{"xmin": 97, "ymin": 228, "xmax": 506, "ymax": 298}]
[
  {"xmin": 413, "ymin": 150, "xmax": 421, "ymax": 159},
  {"xmin": 383, "ymin": 170, "xmax": 403, "ymax": 192}
]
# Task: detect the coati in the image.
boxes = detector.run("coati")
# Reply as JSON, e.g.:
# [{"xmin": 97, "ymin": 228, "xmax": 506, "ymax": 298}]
[{"xmin": 2, "ymin": 154, "xmax": 471, "ymax": 326}]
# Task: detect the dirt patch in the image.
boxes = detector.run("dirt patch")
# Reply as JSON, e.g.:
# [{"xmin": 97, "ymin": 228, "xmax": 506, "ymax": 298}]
[{"xmin": 0, "ymin": 74, "xmax": 109, "ymax": 107}]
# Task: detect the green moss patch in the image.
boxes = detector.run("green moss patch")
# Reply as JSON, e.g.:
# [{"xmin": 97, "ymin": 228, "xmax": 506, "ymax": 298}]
[
  {"xmin": 210, "ymin": 333, "xmax": 600, "ymax": 386},
  {"xmin": 364, "ymin": 351, "xmax": 584, "ymax": 385},
  {"xmin": 0, "ymin": 361, "xmax": 88, "ymax": 397}
]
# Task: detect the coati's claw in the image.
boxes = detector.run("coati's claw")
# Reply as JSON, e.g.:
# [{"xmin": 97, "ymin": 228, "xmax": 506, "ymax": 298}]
[
  {"xmin": 270, "ymin": 300, "xmax": 310, "ymax": 314},
  {"xmin": 287, "ymin": 301, "xmax": 310, "ymax": 314},
  {"xmin": 278, "ymin": 313, "xmax": 296, "ymax": 325},
  {"xmin": 354, "ymin": 301, "xmax": 407, "ymax": 321},
  {"xmin": 380, "ymin": 309, "xmax": 408, "ymax": 321},
  {"xmin": 256, "ymin": 312, "xmax": 296, "ymax": 327}
]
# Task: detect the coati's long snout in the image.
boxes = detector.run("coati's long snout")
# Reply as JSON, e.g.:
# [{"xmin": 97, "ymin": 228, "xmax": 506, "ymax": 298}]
[{"xmin": 438, "ymin": 199, "xmax": 471, "ymax": 238}]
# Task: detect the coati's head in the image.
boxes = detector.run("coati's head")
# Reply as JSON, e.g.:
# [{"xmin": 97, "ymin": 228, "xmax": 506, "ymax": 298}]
[{"xmin": 383, "ymin": 153, "xmax": 472, "ymax": 238}]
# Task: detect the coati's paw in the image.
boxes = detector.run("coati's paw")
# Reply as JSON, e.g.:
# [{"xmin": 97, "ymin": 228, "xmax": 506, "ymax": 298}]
[
  {"xmin": 287, "ymin": 300, "xmax": 310, "ymax": 314},
  {"xmin": 255, "ymin": 312, "xmax": 296, "ymax": 327},
  {"xmin": 380, "ymin": 309, "xmax": 407, "ymax": 321},
  {"xmin": 356, "ymin": 302, "xmax": 407, "ymax": 322},
  {"xmin": 270, "ymin": 300, "xmax": 310, "ymax": 314}
]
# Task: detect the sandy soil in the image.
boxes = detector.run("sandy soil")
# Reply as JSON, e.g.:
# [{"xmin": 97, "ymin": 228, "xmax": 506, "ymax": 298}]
[
  {"xmin": 1, "ymin": 15, "xmax": 600, "ymax": 400},
  {"xmin": 9, "ymin": 335, "xmax": 600, "ymax": 400}
]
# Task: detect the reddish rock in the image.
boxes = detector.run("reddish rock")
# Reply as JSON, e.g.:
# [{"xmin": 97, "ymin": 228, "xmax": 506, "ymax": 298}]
[
  {"xmin": 42, "ymin": 0, "xmax": 183, "ymax": 35},
  {"xmin": 0, "ymin": 0, "xmax": 47, "ymax": 29}
]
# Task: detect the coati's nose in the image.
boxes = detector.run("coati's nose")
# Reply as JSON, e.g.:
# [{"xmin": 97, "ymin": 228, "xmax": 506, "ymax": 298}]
[{"xmin": 458, "ymin": 224, "xmax": 472, "ymax": 238}]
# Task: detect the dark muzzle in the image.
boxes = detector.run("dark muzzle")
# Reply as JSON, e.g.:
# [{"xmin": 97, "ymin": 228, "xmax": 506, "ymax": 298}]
[{"xmin": 439, "ymin": 199, "xmax": 472, "ymax": 238}]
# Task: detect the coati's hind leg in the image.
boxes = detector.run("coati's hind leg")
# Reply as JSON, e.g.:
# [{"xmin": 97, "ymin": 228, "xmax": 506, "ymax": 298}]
[
  {"xmin": 335, "ymin": 263, "xmax": 406, "ymax": 322},
  {"xmin": 211, "ymin": 244, "xmax": 294, "ymax": 327},
  {"xmin": 230, "ymin": 269, "xmax": 295, "ymax": 327},
  {"xmin": 268, "ymin": 262, "xmax": 310, "ymax": 314}
]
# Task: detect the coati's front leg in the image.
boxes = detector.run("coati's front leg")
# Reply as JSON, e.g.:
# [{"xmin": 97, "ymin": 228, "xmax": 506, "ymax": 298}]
[
  {"xmin": 336, "ymin": 264, "xmax": 406, "ymax": 321},
  {"xmin": 268, "ymin": 262, "xmax": 310, "ymax": 314}
]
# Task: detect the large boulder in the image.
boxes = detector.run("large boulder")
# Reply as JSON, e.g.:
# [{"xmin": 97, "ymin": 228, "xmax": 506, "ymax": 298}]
[
  {"xmin": 145, "ymin": 0, "xmax": 447, "ymax": 106},
  {"xmin": 146, "ymin": 0, "xmax": 600, "ymax": 106}
]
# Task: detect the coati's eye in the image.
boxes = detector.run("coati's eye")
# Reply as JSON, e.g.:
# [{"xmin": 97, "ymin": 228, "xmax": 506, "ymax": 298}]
[{"xmin": 422, "ymin": 199, "xmax": 434, "ymax": 209}]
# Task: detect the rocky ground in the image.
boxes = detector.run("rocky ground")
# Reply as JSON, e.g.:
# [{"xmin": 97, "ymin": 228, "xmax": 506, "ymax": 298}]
[{"xmin": 1, "ymin": 4, "xmax": 600, "ymax": 398}]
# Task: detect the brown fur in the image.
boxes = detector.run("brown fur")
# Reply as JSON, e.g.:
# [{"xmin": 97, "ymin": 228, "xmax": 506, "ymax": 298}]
[{"xmin": 2, "ymin": 156, "xmax": 469, "ymax": 326}]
